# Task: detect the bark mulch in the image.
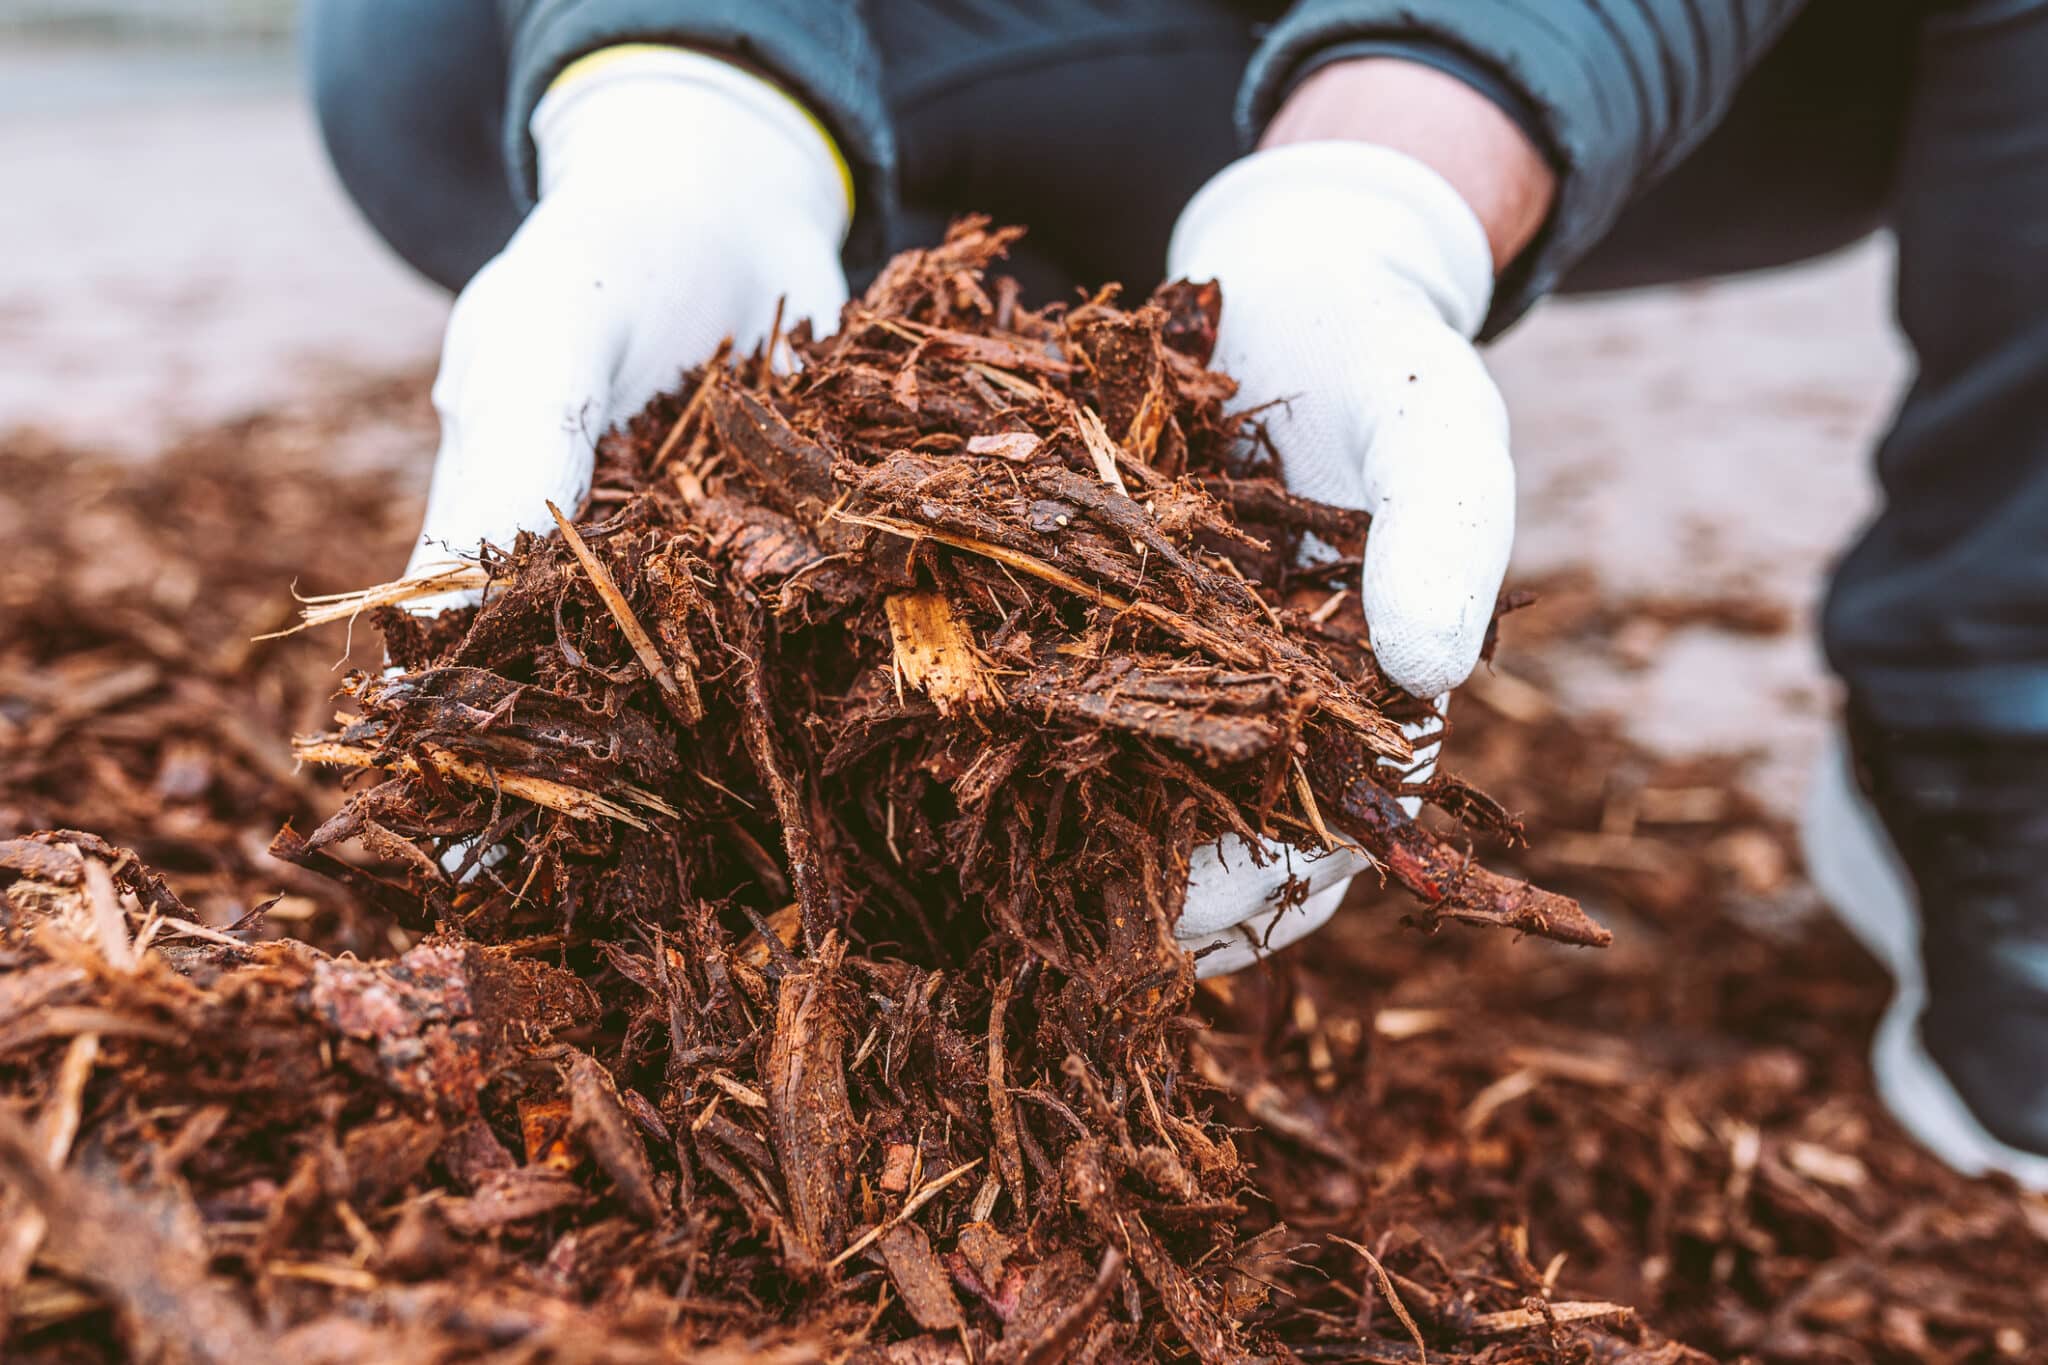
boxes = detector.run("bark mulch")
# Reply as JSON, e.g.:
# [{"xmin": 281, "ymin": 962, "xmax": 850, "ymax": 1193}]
[{"xmin": 0, "ymin": 222, "xmax": 2038, "ymax": 1363}]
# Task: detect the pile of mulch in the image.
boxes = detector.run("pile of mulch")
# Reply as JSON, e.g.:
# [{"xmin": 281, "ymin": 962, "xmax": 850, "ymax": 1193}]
[{"xmin": 0, "ymin": 224, "xmax": 2040, "ymax": 1362}]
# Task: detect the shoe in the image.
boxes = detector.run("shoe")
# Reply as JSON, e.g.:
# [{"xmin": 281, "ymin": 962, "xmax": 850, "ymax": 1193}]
[{"xmin": 1801, "ymin": 716, "xmax": 2048, "ymax": 1189}]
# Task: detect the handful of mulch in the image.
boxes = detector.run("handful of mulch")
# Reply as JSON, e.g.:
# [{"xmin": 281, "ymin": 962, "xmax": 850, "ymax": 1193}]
[
  {"xmin": 0, "ymin": 221, "xmax": 1633, "ymax": 1361},
  {"xmin": 294, "ymin": 219, "xmax": 1600, "ymax": 955},
  {"xmin": 278, "ymin": 220, "xmax": 1607, "ymax": 1357}
]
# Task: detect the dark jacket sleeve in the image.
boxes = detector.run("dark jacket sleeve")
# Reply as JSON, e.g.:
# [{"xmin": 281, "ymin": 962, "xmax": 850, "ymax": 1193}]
[
  {"xmin": 1240, "ymin": 0, "xmax": 1812, "ymax": 334},
  {"xmin": 497, "ymin": 0, "xmax": 896, "ymax": 261}
]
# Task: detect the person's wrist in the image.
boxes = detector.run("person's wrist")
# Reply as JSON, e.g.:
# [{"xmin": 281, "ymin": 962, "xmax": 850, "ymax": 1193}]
[{"xmin": 1263, "ymin": 57, "xmax": 1553, "ymax": 276}]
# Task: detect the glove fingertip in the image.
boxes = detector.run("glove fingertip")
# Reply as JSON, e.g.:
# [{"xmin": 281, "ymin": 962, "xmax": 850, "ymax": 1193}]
[{"xmin": 1369, "ymin": 612, "xmax": 1485, "ymax": 699}]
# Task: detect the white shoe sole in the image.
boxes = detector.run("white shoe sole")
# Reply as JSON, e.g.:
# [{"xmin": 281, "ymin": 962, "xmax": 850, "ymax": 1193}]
[{"xmin": 1802, "ymin": 730, "xmax": 2048, "ymax": 1190}]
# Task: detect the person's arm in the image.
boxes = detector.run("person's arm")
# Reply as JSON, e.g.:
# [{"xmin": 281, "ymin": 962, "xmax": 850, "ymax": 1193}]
[
  {"xmin": 403, "ymin": 47, "xmax": 856, "ymax": 602},
  {"xmin": 494, "ymin": 1, "xmax": 894, "ymax": 263},
  {"xmin": 336, "ymin": 2, "xmax": 897, "ymax": 602},
  {"xmin": 1169, "ymin": 3, "xmax": 1804, "ymax": 973},
  {"xmin": 1239, "ymin": 0, "xmax": 1809, "ymax": 330}
]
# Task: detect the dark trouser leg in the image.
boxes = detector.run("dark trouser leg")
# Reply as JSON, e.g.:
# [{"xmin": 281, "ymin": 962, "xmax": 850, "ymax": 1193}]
[
  {"xmin": 1576, "ymin": 0, "xmax": 2048, "ymax": 1158},
  {"xmin": 1822, "ymin": 0, "xmax": 2048, "ymax": 1158},
  {"xmin": 1820, "ymin": 0, "xmax": 2048, "ymax": 732},
  {"xmin": 304, "ymin": 0, "xmax": 520, "ymax": 292}
]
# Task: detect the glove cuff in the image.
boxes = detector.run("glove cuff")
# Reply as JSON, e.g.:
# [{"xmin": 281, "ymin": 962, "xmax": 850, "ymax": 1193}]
[
  {"xmin": 1168, "ymin": 141, "xmax": 1494, "ymax": 339},
  {"xmin": 532, "ymin": 47, "xmax": 852, "ymax": 250}
]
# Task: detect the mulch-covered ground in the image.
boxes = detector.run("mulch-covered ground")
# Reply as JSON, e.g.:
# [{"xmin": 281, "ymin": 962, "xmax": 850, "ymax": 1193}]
[{"xmin": 1, "ymin": 228, "xmax": 2041, "ymax": 1363}]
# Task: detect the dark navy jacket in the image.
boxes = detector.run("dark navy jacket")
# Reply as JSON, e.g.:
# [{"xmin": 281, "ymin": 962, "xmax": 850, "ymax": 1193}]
[{"xmin": 305, "ymin": 1, "xmax": 1808, "ymax": 333}]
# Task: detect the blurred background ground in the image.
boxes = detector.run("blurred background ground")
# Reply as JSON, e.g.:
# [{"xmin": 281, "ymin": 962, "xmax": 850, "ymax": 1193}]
[{"xmin": 0, "ymin": 17, "xmax": 1909, "ymax": 821}]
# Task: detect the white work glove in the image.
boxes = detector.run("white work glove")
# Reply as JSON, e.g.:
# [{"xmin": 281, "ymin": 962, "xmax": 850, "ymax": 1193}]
[
  {"xmin": 404, "ymin": 48, "xmax": 851, "ymax": 602},
  {"xmin": 1165, "ymin": 142, "xmax": 1513, "ymax": 976}
]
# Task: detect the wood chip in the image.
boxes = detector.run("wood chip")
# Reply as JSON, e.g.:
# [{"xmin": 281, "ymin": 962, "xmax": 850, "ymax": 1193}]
[
  {"xmin": 1073, "ymin": 405, "xmax": 1130, "ymax": 495},
  {"xmin": 884, "ymin": 590, "xmax": 1002, "ymax": 717},
  {"xmin": 293, "ymin": 739, "xmax": 659, "ymax": 828},
  {"xmin": 877, "ymin": 1222, "xmax": 964, "ymax": 1331},
  {"xmin": 964, "ymin": 431, "xmax": 1042, "ymax": 462},
  {"xmin": 548, "ymin": 501, "xmax": 702, "ymax": 724}
]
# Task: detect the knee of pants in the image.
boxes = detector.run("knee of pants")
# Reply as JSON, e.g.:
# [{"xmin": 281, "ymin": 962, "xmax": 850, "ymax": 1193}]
[
  {"xmin": 304, "ymin": 0, "xmax": 521, "ymax": 292},
  {"xmin": 1821, "ymin": 0, "xmax": 2048, "ymax": 718}
]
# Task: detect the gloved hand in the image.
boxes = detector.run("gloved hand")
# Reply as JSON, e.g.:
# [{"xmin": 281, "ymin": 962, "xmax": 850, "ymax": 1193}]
[
  {"xmin": 1165, "ymin": 141, "xmax": 1514, "ymax": 976},
  {"xmin": 403, "ymin": 48, "xmax": 852, "ymax": 603}
]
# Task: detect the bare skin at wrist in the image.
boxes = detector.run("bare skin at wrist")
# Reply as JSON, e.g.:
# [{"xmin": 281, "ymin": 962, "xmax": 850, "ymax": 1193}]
[{"xmin": 1262, "ymin": 58, "xmax": 1557, "ymax": 274}]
